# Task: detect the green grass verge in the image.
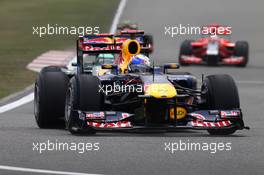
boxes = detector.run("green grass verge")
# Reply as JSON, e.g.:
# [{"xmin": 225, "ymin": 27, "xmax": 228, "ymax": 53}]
[{"xmin": 0, "ymin": 0, "xmax": 119, "ymax": 99}]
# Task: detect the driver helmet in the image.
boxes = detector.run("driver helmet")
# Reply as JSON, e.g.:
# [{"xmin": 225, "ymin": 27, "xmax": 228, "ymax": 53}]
[{"xmin": 130, "ymin": 54, "xmax": 150, "ymax": 66}]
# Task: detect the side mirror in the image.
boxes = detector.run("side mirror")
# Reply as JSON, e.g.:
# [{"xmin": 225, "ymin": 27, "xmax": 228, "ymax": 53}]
[{"xmin": 163, "ymin": 63, "xmax": 180, "ymax": 73}]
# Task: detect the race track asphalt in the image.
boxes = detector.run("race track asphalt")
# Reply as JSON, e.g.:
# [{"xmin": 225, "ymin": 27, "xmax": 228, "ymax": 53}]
[{"xmin": 1, "ymin": 0, "xmax": 264, "ymax": 174}]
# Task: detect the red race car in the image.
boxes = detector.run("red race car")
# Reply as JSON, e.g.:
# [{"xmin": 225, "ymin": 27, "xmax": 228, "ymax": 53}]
[{"xmin": 178, "ymin": 24, "xmax": 249, "ymax": 67}]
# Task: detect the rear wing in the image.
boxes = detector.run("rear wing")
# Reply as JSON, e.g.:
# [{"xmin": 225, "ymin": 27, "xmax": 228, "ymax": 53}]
[
  {"xmin": 78, "ymin": 34, "xmax": 117, "ymax": 54},
  {"xmin": 77, "ymin": 30, "xmax": 151, "ymax": 54}
]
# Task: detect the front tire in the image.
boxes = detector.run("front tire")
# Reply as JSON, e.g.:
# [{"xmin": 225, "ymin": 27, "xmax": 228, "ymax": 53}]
[
  {"xmin": 202, "ymin": 74, "xmax": 240, "ymax": 135},
  {"xmin": 65, "ymin": 75, "xmax": 102, "ymax": 135},
  {"xmin": 235, "ymin": 41, "xmax": 249, "ymax": 67},
  {"xmin": 179, "ymin": 40, "xmax": 193, "ymax": 65},
  {"xmin": 34, "ymin": 66, "xmax": 69, "ymax": 128}
]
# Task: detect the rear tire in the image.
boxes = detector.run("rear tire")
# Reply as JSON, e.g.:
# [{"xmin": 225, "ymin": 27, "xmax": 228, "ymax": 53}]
[
  {"xmin": 235, "ymin": 41, "xmax": 249, "ymax": 67},
  {"xmin": 202, "ymin": 74, "xmax": 240, "ymax": 135},
  {"xmin": 179, "ymin": 40, "xmax": 193, "ymax": 65},
  {"xmin": 34, "ymin": 66, "xmax": 69, "ymax": 128},
  {"xmin": 65, "ymin": 75, "xmax": 102, "ymax": 135}
]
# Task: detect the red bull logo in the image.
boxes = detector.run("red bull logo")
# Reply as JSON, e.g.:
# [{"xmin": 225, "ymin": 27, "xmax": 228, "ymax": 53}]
[
  {"xmin": 84, "ymin": 37, "xmax": 113, "ymax": 44},
  {"xmin": 83, "ymin": 45, "xmax": 113, "ymax": 51},
  {"xmin": 115, "ymin": 37, "xmax": 129, "ymax": 44}
]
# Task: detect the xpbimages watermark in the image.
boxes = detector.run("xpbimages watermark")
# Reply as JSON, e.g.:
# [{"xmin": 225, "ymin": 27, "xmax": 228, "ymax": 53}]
[
  {"xmin": 99, "ymin": 83, "xmax": 143, "ymax": 95},
  {"xmin": 32, "ymin": 140, "xmax": 100, "ymax": 154},
  {"xmin": 32, "ymin": 24, "xmax": 100, "ymax": 37},
  {"xmin": 164, "ymin": 140, "xmax": 232, "ymax": 154},
  {"xmin": 164, "ymin": 24, "xmax": 232, "ymax": 37},
  {"xmin": 98, "ymin": 83, "xmax": 170, "ymax": 95}
]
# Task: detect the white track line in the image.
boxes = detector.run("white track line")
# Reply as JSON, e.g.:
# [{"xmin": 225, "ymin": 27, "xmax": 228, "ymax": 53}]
[
  {"xmin": 0, "ymin": 0, "xmax": 127, "ymax": 114},
  {"xmin": 0, "ymin": 93, "xmax": 34, "ymax": 114},
  {"xmin": 0, "ymin": 165, "xmax": 101, "ymax": 175}
]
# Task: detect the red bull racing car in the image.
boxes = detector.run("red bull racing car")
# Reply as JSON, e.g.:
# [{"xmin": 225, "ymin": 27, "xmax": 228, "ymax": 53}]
[
  {"xmin": 179, "ymin": 24, "xmax": 249, "ymax": 67},
  {"xmin": 34, "ymin": 31, "xmax": 249, "ymax": 135}
]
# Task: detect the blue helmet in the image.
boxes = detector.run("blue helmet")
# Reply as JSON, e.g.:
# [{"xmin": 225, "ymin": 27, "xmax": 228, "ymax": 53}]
[{"xmin": 131, "ymin": 54, "xmax": 150, "ymax": 66}]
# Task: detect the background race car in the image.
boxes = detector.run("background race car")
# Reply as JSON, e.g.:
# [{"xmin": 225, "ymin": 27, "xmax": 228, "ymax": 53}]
[
  {"xmin": 178, "ymin": 24, "xmax": 249, "ymax": 67},
  {"xmin": 117, "ymin": 20, "xmax": 154, "ymax": 53}
]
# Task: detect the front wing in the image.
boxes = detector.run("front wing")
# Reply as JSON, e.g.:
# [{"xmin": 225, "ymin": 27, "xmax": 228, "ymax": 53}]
[
  {"xmin": 180, "ymin": 55, "xmax": 246, "ymax": 65},
  {"xmin": 71, "ymin": 109, "xmax": 248, "ymax": 132}
]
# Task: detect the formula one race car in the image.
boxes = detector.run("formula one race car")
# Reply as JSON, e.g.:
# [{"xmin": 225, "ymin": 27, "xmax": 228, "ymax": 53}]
[
  {"xmin": 34, "ymin": 31, "xmax": 249, "ymax": 135},
  {"xmin": 117, "ymin": 20, "xmax": 153, "ymax": 53},
  {"xmin": 178, "ymin": 24, "xmax": 249, "ymax": 67}
]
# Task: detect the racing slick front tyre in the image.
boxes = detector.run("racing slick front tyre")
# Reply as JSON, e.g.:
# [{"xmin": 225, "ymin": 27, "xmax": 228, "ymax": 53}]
[
  {"xmin": 34, "ymin": 66, "xmax": 69, "ymax": 128},
  {"xmin": 65, "ymin": 75, "xmax": 103, "ymax": 135},
  {"xmin": 179, "ymin": 40, "xmax": 193, "ymax": 66},
  {"xmin": 235, "ymin": 41, "xmax": 249, "ymax": 67},
  {"xmin": 202, "ymin": 74, "xmax": 240, "ymax": 135}
]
